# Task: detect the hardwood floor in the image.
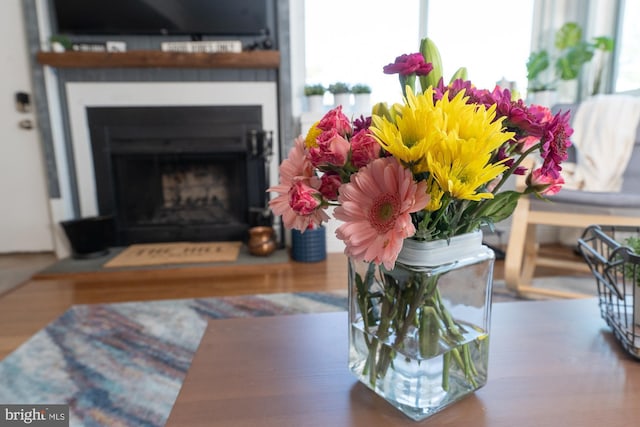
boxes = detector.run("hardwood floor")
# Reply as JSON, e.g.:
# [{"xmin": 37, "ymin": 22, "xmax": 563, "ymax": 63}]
[
  {"xmin": 0, "ymin": 252, "xmax": 56, "ymax": 295},
  {"xmin": 0, "ymin": 245, "xmax": 589, "ymax": 360},
  {"xmin": 0, "ymin": 253, "xmax": 348, "ymax": 359}
]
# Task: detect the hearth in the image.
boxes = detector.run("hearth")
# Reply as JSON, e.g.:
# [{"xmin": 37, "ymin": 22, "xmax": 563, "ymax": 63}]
[{"xmin": 87, "ymin": 106, "xmax": 273, "ymax": 245}]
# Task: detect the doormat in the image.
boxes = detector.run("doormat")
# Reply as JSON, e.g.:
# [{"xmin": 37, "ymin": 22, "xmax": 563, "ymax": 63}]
[{"xmin": 103, "ymin": 241, "xmax": 242, "ymax": 268}]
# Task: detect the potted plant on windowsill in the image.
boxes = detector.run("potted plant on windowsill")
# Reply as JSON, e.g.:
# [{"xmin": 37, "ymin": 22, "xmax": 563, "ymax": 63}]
[
  {"xmin": 328, "ymin": 82, "xmax": 351, "ymax": 110},
  {"xmin": 351, "ymin": 83, "xmax": 372, "ymax": 114},
  {"xmin": 526, "ymin": 22, "xmax": 614, "ymax": 105},
  {"xmin": 304, "ymin": 84, "xmax": 326, "ymax": 113}
]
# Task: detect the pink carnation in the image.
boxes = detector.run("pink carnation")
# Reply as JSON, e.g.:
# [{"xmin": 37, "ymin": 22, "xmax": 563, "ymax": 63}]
[
  {"xmin": 334, "ymin": 157, "xmax": 430, "ymax": 270},
  {"xmin": 528, "ymin": 167, "xmax": 565, "ymax": 196},
  {"xmin": 350, "ymin": 129, "xmax": 381, "ymax": 168},
  {"xmin": 317, "ymin": 106, "xmax": 352, "ymax": 137},
  {"xmin": 289, "ymin": 181, "xmax": 322, "ymax": 215},
  {"xmin": 308, "ymin": 128, "xmax": 351, "ymax": 168},
  {"xmin": 318, "ymin": 172, "xmax": 342, "ymax": 201}
]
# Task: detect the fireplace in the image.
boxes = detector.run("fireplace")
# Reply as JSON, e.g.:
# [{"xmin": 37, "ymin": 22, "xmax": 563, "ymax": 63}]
[{"xmin": 87, "ymin": 106, "xmax": 273, "ymax": 245}]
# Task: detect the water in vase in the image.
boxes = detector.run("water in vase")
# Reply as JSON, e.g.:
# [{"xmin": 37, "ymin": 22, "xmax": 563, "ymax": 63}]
[{"xmin": 349, "ymin": 320, "xmax": 489, "ymax": 421}]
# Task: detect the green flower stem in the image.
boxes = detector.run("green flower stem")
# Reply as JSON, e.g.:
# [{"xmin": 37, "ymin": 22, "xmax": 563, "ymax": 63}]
[
  {"xmin": 449, "ymin": 200, "xmax": 471, "ymax": 235},
  {"xmin": 463, "ymin": 345, "xmax": 478, "ymax": 387},
  {"xmin": 355, "ymin": 263, "xmax": 376, "ymax": 377},
  {"xmin": 359, "ymin": 267, "xmax": 481, "ymax": 392},
  {"xmin": 421, "ymin": 197, "xmax": 452, "ymax": 238},
  {"xmin": 442, "ymin": 352, "xmax": 451, "ymax": 391},
  {"xmin": 432, "ymin": 287, "xmax": 478, "ymax": 386},
  {"xmin": 491, "ymin": 142, "xmax": 542, "ymax": 195},
  {"xmin": 374, "ymin": 273, "xmax": 437, "ymax": 380},
  {"xmin": 400, "ymin": 75, "xmax": 416, "ymax": 97},
  {"xmin": 451, "ymin": 348, "xmax": 465, "ymax": 370},
  {"xmin": 434, "ymin": 288, "xmax": 465, "ymax": 341},
  {"xmin": 367, "ymin": 284, "xmax": 398, "ymax": 386},
  {"xmin": 419, "ymin": 306, "xmax": 441, "ymax": 358}
]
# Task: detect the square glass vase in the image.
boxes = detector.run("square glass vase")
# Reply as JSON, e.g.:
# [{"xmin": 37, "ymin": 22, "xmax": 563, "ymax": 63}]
[{"xmin": 348, "ymin": 231, "xmax": 494, "ymax": 421}]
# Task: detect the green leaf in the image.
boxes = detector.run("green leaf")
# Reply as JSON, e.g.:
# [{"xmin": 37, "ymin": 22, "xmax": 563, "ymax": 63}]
[
  {"xmin": 477, "ymin": 191, "xmax": 521, "ymax": 224},
  {"xmin": 555, "ymin": 42, "xmax": 594, "ymax": 80},
  {"xmin": 555, "ymin": 22, "xmax": 582, "ymax": 50},
  {"xmin": 593, "ymin": 36, "xmax": 614, "ymax": 52},
  {"xmin": 526, "ymin": 50, "xmax": 550, "ymax": 80}
]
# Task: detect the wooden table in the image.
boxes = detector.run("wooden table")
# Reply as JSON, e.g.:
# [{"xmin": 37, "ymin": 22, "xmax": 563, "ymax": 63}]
[{"xmin": 165, "ymin": 299, "xmax": 640, "ymax": 426}]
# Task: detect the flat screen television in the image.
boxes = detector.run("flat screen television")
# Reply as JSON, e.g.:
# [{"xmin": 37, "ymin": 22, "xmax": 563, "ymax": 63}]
[{"xmin": 51, "ymin": 0, "xmax": 270, "ymax": 37}]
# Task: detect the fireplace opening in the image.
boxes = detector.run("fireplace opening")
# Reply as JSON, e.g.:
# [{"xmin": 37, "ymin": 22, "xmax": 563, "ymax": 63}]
[{"xmin": 87, "ymin": 106, "xmax": 273, "ymax": 245}]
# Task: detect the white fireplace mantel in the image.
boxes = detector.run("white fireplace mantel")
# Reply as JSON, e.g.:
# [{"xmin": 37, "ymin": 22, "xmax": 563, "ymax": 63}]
[{"xmin": 47, "ymin": 81, "xmax": 279, "ymax": 257}]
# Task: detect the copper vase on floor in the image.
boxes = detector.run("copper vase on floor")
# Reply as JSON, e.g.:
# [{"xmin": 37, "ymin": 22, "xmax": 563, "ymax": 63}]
[{"xmin": 247, "ymin": 226, "xmax": 277, "ymax": 257}]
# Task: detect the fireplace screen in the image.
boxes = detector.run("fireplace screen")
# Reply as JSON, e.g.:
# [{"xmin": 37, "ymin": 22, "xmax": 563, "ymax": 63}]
[
  {"xmin": 111, "ymin": 152, "xmax": 247, "ymax": 234},
  {"xmin": 87, "ymin": 106, "xmax": 269, "ymax": 245},
  {"xmin": 160, "ymin": 163, "xmax": 232, "ymax": 223}
]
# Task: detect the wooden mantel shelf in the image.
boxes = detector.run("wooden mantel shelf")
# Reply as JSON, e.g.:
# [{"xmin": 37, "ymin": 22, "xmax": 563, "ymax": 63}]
[{"xmin": 36, "ymin": 50, "xmax": 280, "ymax": 69}]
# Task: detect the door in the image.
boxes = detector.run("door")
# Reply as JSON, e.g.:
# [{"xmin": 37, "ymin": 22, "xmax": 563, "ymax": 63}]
[{"xmin": 0, "ymin": 0, "xmax": 53, "ymax": 252}]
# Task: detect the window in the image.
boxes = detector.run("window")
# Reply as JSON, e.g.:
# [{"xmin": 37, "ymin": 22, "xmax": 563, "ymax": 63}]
[
  {"xmin": 426, "ymin": 0, "xmax": 534, "ymax": 98},
  {"xmin": 304, "ymin": 0, "xmax": 420, "ymax": 105},
  {"xmin": 304, "ymin": 0, "xmax": 534, "ymax": 104},
  {"xmin": 614, "ymin": 0, "xmax": 640, "ymax": 92}
]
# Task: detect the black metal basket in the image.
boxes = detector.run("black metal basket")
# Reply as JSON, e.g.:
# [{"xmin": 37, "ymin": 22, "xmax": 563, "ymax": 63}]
[{"xmin": 578, "ymin": 225, "xmax": 640, "ymax": 359}]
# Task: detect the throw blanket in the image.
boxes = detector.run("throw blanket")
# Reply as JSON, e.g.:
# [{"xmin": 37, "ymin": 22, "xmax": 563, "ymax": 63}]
[{"xmin": 563, "ymin": 94, "xmax": 640, "ymax": 191}]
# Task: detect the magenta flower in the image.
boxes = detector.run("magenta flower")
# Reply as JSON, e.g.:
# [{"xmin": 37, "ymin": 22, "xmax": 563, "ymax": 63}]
[
  {"xmin": 507, "ymin": 102, "xmax": 547, "ymax": 142},
  {"xmin": 515, "ymin": 105, "xmax": 553, "ymax": 151},
  {"xmin": 538, "ymin": 110, "xmax": 573, "ymax": 179},
  {"xmin": 353, "ymin": 115, "xmax": 372, "ymax": 133},
  {"xmin": 495, "ymin": 146, "xmax": 527, "ymax": 175},
  {"xmin": 435, "ymin": 79, "xmax": 480, "ymax": 102},
  {"xmin": 383, "ymin": 53, "xmax": 433, "ymax": 76}
]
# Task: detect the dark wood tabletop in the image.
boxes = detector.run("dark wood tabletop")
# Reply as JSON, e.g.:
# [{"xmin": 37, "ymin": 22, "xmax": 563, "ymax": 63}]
[{"xmin": 165, "ymin": 299, "xmax": 640, "ymax": 426}]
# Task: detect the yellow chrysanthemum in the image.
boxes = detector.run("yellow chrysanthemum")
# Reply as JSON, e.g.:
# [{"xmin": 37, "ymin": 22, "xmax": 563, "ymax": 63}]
[
  {"xmin": 304, "ymin": 121, "xmax": 322, "ymax": 148},
  {"xmin": 426, "ymin": 94, "xmax": 513, "ymax": 201},
  {"xmin": 371, "ymin": 87, "xmax": 514, "ymax": 201},
  {"xmin": 424, "ymin": 175, "xmax": 444, "ymax": 212},
  {"xmin": 370, "ymin": 87, "xmax": 444, "ymax": 173}
]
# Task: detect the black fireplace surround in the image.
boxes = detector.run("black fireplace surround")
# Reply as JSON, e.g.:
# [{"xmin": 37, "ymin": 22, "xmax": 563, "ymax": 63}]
[{"xmin": 87, "ymin": 106, "xmax": 271, "ymax": 245}]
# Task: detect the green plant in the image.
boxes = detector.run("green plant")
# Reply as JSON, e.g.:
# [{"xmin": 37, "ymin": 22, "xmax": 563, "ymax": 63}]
[
  {"xmin": 351, "ymin": 84, "xmax": 371, "ymax": 94},
  {"xmin": 526, "ymin": 22, "xmax": 614, "ymax": 93},
  {"xmin": 623, "ymin": 236, "xmax": 640, "ymax": 285},
  {"xmin": 304, "ymin": 84, "xmax": 325, "ymax": 96},
  {"xmin": 49, "ymin": 35, "xmax": 72, "ymax": 51},
  {"xmin": 328, "ymin": 82, "xmax": 351, "ymax": 94}
]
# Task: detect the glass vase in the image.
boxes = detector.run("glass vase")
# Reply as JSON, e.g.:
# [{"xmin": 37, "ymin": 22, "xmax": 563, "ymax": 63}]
[{"xmin": 348, "ymin": 231, "xmax": 494, "ymax": 421}]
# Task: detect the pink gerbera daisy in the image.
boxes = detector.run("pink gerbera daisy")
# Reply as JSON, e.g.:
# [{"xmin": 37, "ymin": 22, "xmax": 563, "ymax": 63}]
[
  {"xmin": 334, "ymin": 157, "xmax": 429, "ymax": 269},
  {"xmin": 268, "ymin": 136, "xmax": 329, "ymax": 231}
]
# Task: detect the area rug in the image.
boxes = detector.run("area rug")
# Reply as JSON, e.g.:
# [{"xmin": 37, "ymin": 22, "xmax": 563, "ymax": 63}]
[
  {"xmin": 0, "ymin": 292, "xmax": 348, "ymax": 427},
  {"xmin": 103, "ymin": 241, "xmax": 242, "ymax": 268}
]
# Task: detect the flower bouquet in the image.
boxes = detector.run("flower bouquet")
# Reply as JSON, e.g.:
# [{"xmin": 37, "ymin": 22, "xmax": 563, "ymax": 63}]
[{"xmin": 268, "ymin": 38, "xmax": 573, "ymax": 420}]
